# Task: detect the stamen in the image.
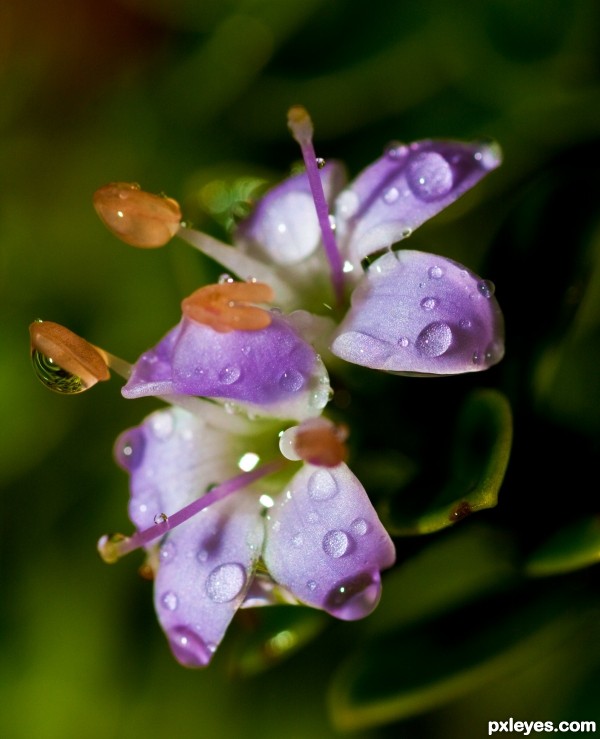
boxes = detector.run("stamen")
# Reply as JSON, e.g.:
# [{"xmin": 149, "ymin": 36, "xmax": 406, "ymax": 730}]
[
  {"xmin": 93, "ymin": 182, "xmax": 182, "ymax": 248},
  {"xmin": 283, "ymin": 418, "xmax": 349, "ymax": 467},
  {"xmin": 181, "ymin": 281, "xmax": 274, "ymax": 332},
  {"xmin": 287, "ymin": 106, "xmax": 345, "ymax": 306},
  {"xmin": 97, "ymin": 460, "xmax": 285, "ymax": 563},
  {"xmin": 30, "ymin": 320, "xmax": 110, "ymax": 394}
]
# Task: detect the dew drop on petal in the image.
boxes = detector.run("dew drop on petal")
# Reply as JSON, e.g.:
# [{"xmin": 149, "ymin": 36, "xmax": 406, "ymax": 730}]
[
  {"xmin": 115, "ymin": 429, "xmax": 146, "ymax": 471},
  {"xmin": 218, "ymin": 366, "xmax": 241, "ymax": 385},
  {"xmin": 307, "ymin": 580, "xmax": 317, "ymax": 591},
  {"xmin": 383, "ymin": 187, "xmax": 399, "ymax": 204},
  {"xmin": 406, "ymin": 152, "xmax": 454, "ymax": 201},
  {"xmin": 308, "ymin": 469, "xmax": 338, "ymax": 501},
  {"xmin": 324, "ymin": 572, "xmax": 380, "ymax": 619},
  {"xmin": 398, "ymin": 336, "xmax": 410, "ymax": 348},
  {"xmin": 428, "ymin": 265, "xmax": 444, "ymax": 279},
  {"xmin": 160, "ymin": 540, "xmax": 177, "ymax": 564},
  {"xmin": 167, "ymin": 626, "xmax": 213, "ymax": 667},
  {"xmin": 322, "ymin": 529, "xmax": 350, "ymax": 558},
  {"xmin": 420, "ymin": 297, "xmax": 437, "ymax": 311},
  {"xmin": 292, "ymin": 533, "xmax": 303, "ymax": 548},
  {"xmin": 351, "ymin": 518, "xmax": 369, "ymax": 536},
  {"xmin": 336, "ymin": 190, "xmax": 360, "ymax": 219},
  {"xmin": 197, "ymin": 548, "xmax": 209, "ymax": 563},
  {"xmin": 472, "ymin": 351, "xmax": 481, "ymax": 365},
  {"xmin": 459, "ymin": 318, "xmax": 472, "ymax": 329},
  {"xmin": 206, "ymin": 563, "xmax": 246, "ymax": 603},
  {"xmin": 385, "ymin": 141, "xmax": 408, "ymax": 160},
  {"xmin": 415, "ymin": 322, "xmax": 453, "ymax": 357},
  {"xmin": 278, "ymin": 369, "xmax": 305, "ymax": 392},
  {"xmin": 150, "ymin": 411, "xmax": 174, "ymax": 440},
  {"xmin": 160, "ymin": 591, "xmax": 179, "ymax": 611},
  {"xmin": 477, "ymin": 279, "xmax": 495, "ymax": 299}
]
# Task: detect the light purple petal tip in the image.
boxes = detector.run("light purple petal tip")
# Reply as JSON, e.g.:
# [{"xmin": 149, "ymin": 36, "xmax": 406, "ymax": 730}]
[
  {"xmin": 236, "ymin": 162, "xmax": 346, "ymax": 266},
  {"xmin": 263, "ymin": 464, "xmax": 396, "ymax": 621},
  {"xmin": 331, "ymin": 250, "xmax": 505, "ymax": 375},
  {"xmin": 335, "ymin": 139, "xmax": 502, "ymax": 266},
  {"xmin": 122, "ymin": 314, "xmax": 330, "ymax": 419},
  {"xmin": 154, "ymin": 495, "xmax": 264, "ymax": 667}
]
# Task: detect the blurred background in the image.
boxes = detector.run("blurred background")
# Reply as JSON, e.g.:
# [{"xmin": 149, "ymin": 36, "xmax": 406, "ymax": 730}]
[{"xmin": 1, "ymin": 0, "xmax": 599, "ymax": 737}]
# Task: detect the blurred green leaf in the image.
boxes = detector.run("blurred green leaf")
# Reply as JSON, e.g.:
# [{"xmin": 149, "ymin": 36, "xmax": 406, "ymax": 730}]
[
  {"xmin": 381, "ymin": 389, "xmax": 513, "ymax": 535},
  {"xmin": 526, "ymin": 516, "xmax": 600, "ymax": 577},
  {"xmin": 329, "ymin": 588, "xmax": 597, "ymax": 730}
]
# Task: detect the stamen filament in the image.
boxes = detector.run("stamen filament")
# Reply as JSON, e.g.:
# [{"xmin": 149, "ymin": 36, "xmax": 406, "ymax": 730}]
[
  {"xmin": 98, "ymin": 460, "xmax": 285, "ymax": 562},
  {"xmin": 287, "ymin": 106, "xmax": 345, "ymax": 306}
]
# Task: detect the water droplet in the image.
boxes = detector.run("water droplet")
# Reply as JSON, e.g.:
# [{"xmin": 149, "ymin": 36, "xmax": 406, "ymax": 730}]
[
  {"xmin": 459, "ymin": 318, "xmax": 472, "ymax": 329},
  {"xmin": 160, "ymin": 590, "xmax": 178, "ymax": 611},
  {"xmin": 328, "ymin": 214, "xmax": 336, "ymax": 230},
  {"xmin": 316, "ymin": 157, "xmax": 326, "ymax": 169},
  {"xmin": 406, "ymin": 152, "xmax": 454, "ymax": 201},
  {"xmin": 322, "ymin": 529, "xmax": 350, "ymax": 558},
  {"xmin": 241, "ymin": 345, "xmax": 252, "ymax": 356},
  {"xmin": 206, "ymin": 562, "xmax": 246, "ymax": 603},
  {"xmin": 383, "ymin": 186, "xmax": 399, "ymax": 204},
  {"xmin": 307, "ymin": 580, "xmax": 317, "ymax": 591},
  {"xmin": 115, "ymin": 429, "xmax": 146, "ymax": 471},
  {"xmin": 278, "ymin": 369, "xmax": 305, "ymax": 392},
  {"xmin": 415, "ymin": 322, "xmax": 453, "ymax": 357},
  {"xmin": 398, "ymin": 336, "xmax": 410, "ymax": 348},
  {"xmin": 472, "ymin": 351, "xmax": 481, "ymax": 365},
  {"xmin": 420, "ymin": 296, "xmax": 437, "ymax": 311},
  {"xmin": 428, "ymin": 265, "xmax": 444, "ymax": 279},
  {"xmin": 336, "ymin": 190, "xmax": 360, "ymax": 219},
  {"xmin": 385, "ymin": 141, "xmax": 408, "ymax": 160},
  {"xmin": 31, "ymin": 350, "xmax": 86, "ymax": 394},
  {"xmin": 154, "ymin": 512, "xmax": 168, "ymax": 525},
  {"xmin": 238, "ymin": 452, "xmax": 259, "ymax": 471},
  {"xmin": 197, "ymin": 548, "xmax": 209, "ymax": 562},
  {"xmin": 401, "ymin": 227, "xmax": 413, "ymax": 238},
  {"xmin": 292, "ymin": 533, "xmax": 303, "ymax": 547},
  {"xmin": 167, "ymin": 626, "xmax": 212, "ymax": 667},
  {"xmin": 309, "ymin": 387, "xmax": 330, "ymax": 409},
  {"xmin": 218, "ymin": 273, "xmax": 234, "ymax": 284},
  {"xmin": 308, "ymin": 469, "xmax": 338, "ymax": 500},
  {"xmin": 218, "ymin": 366, "xmax": 241, "ymax": 385},
  {"xmin": 351, "ymin": 518, "xmax": 369, "ymax": 536},
  {"xmin": 324, "ymin": 572, "xmax": 379, "ymax": 619},
  {"xmin": 150, "ymin": 411, "xmax": 174, "ymax": 440},
  {"xmin": 259, "ymin": 494, "xmax": 274, "ymax": 508},
  {"xmin": 477, "ymin": 279, "xmax": 495, "ymax": 299},
  {"xmin": 160, "ymin": 540, "xmax": 177, "ymax": 564}
]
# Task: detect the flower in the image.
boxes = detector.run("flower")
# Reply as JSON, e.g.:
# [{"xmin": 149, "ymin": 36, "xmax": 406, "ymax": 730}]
[{"xmin": 32, "ymin": 106, "xmax": 505, "ymax": 669}]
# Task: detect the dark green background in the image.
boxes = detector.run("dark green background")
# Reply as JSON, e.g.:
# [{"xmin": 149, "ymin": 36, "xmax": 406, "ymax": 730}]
[{"xmin": 2, "ymin": 1, "xmax": 599, "ymax": 736}]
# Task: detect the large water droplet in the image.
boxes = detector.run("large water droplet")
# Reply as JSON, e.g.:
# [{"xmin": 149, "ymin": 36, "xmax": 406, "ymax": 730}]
[
  {"xmin": 160, "ymin": 590, "xmax": 178, "ymax": 611},
  {"xmin": 115, "ymin": 428, "xmax": 146, "ymax": 471},
  {"xmin": 324, "ymin": 571, "xmax": 380, "ymax": 619},
  {"xmin": 206, "ymin": 562, "xmax": 246, "ymax": 603},
  {"xmin": 351, "ymin": 518, "xmax": 369, "ymax": 536},
  {"xmin": 477, "ymin": 279, "xmax": 495, "ymax": 299},
  {"xmin": 308, "ymin": 469, "xmax": 338, "ymax": 500},
  {"xmin": 31, "ymin": 350, "xmax": 86, "ymax": 394},
  {"xmin": 167, "ymin": 626, "xmax": 212, "ymax": 667},
  {"xmin": 415, "ymin": 322, "xmax": 453, "ymax": 357},
  {"xmin": 420, "ymin": 296, "xmax": 437, "ymax": 311},
  {"xmin": 218, "ymin": 366, "xmax": 241, "ymax": 385},
  {"xmin": 383, "ymin": 187, "xmax": 399, "ymax": 204},
  {"xmin": 278, "ymin": 369, "xmax": 305, "ymax": 393},
  {"xmin": 428, "ymin": 265, "xmax": 444, "ymax": 279},
  {"xmin": 406, "ymin": 152, "xmax": 454, "ymax": 201},
  {"xmin": 322, "ymin": 529, "xmax": 350, "ymax": 558},
  {"xmin": 336, "ymin": 190, "xmax": 360, "ymax": 219}
]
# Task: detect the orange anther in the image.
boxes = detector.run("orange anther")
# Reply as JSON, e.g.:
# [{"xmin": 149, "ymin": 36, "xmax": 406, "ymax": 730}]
[
  {"xmin": 181, "ymin": 281, "xmax": 275, "ymax": 333},
  {"xmin": 93, "ymin": 182, "xmax": 181, "ymax": 248}
]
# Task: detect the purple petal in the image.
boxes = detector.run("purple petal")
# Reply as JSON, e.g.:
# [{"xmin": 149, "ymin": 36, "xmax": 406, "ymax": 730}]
[
  {"xmin": 335, "ymin": 140, "xmax": 501, "ymax": 266},
  {"xmin": 154, "ymin": 494, "xmax": 264, "ymax": 667},
  {"xmin": 331, "ymin": 250, "xmax": 504, "ymax": 375},
  {"xmin": 236, "ymin": 162, "xmax": 346, "ymax": 265},
  {"xmin": 114, "ymin": 407, "xmax": 244, "ymax": 531},
  {"xmin": 262, "ymin": 463, "xmax": 396, "ymax": 621},
  {"xmin": 122, "ymin": 313, "xmax": 331, "ymax": 420}
]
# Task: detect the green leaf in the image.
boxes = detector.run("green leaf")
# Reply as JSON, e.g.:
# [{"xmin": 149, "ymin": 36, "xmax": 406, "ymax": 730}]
[
  {"xmin": 526, "ymin": 516, "xmax": 600, "ymax": 577},
  {"xmin": 329, "ymin": 587, "xmax": 597, "ymax": 730},
  {"xmin": 381, "ymin": 389, "xmax": 513, "ymax": 535},
  {"xmin": 228, "ymin": 605, "xmax": 328, "ymax": 677}
]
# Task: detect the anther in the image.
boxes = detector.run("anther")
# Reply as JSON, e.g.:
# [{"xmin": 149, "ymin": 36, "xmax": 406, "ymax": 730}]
[
  {"xmin": 181, "ymin": 281, "xmax": 275, "ymax": 332},
  {"xmin": 29, "ymin": 320, "xmax": 110, "ymax": 394},
  {"xmin": 293, "ymin": 418, "xmax": 349, "ymax": 467},
  {"xmin": 93, "ymin": 182, "xmax": 181, "ymax": 248}
]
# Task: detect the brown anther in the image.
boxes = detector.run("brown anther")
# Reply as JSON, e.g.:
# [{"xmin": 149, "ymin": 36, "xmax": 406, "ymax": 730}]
[
  {"xmin": 93, "ymin": 182, "xmax": 181, "ymax": 248},
  {"xmin": 287, "ymin": 105, "xmax": 314, "ymax": 144},
  {"xmin": 181, "ymin": 281, "xmax": 275, "ymax": 333},
  {"xmin": 294, "ymin": 418, "xmax": 349, "ymax": 468},
  {"xmin": 29, "ymin": 320, "xmax": 110, "ymax": 387}
]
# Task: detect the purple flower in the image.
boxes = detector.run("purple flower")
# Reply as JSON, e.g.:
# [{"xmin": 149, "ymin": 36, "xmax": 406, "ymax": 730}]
[{"xmin": 115, "ymin": 407, "xmax": 395, "ymax": 667}]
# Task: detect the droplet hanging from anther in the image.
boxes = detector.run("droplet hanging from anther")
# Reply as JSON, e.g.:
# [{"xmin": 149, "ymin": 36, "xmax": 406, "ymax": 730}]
[{"xmin": 29, "ymin": 320, "xmax": 110, "ymax": 394}]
